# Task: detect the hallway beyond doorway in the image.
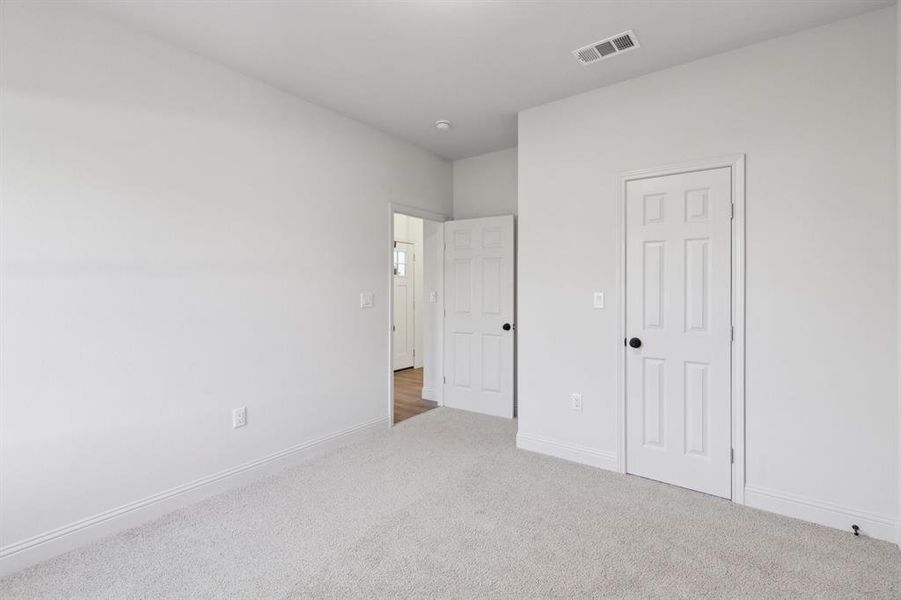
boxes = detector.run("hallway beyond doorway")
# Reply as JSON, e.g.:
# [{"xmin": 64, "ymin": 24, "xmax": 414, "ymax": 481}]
[{"xmin": 394, "ymin": 368, "xmax": 437, "ymax": 423}]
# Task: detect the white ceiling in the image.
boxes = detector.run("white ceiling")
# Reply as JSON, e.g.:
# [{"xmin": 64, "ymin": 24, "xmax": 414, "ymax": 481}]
[{"xmin": 83, "ymin": 0, "xmax": 893, "ymax": 160}]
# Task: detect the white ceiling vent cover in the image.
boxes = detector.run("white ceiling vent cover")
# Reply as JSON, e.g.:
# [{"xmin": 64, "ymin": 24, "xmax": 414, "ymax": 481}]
[{"xmin": 573, "ymin": 30, "xmax": 640, "ymax": 66}]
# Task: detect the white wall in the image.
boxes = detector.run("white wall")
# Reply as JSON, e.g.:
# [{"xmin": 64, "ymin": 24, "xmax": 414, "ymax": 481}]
[
  {"xmin": 897, "ymin": 1, "xmax": 901, "ymax": 547},
  {"xmin": 518, "ymin": 8, "xmax": 899, "ymax": 540},
  {"xmin": 452, "ymin": 147, "xmax": 518, "ymax": 219},
  {"xmin": 0, "ymin": 2, "xmax": 451, "ymax": 570}
]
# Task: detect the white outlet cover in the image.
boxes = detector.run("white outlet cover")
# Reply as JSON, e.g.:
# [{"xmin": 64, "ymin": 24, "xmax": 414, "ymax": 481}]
[
  {"xmin": 570, "ymin": 393, "xmax": 583, "ymax": 411},
  {"xmin": 593, "ymin": 292, "xmax": 605, "ymax": 309},
  {"xmin": 233, "ymin": 407, "xmax": 247, "ymax": 428},
  {"xmin": 429, "ymin": 291, "xmax": 438, "ymax": 303},
  {"xmin": 360, "ymin": 291, "xmax": 375, "ymax": 309}
]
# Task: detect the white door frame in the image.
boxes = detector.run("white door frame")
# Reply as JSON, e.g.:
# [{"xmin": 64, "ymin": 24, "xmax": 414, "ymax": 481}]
[
  {"xmin": 387, "ymin": 203, "xmax": 450, "ymax": 426},
  {"xmin": 616, "ymin": 154, "xmax": 746, "ymax": 504}
]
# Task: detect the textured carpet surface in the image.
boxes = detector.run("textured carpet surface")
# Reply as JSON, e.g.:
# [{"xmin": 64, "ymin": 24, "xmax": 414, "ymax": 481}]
[{"xmin": 2, "ymin": 408, "xmax": 899, "ymax": 599}]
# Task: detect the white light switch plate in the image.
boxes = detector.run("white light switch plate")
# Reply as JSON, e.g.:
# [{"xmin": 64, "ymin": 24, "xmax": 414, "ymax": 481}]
[
  {"xmin": 429, "ymin": 291, "xmax": 438, "ymax": 303},
  {"xmin": 360, "ymin": 292, "xmax": 374, "ymax": 309},
  {"xmin": 570, "ymin": 394, "xmax": 583, "ymax": 411},
  {"xmin": 593, "ymin": 292, "xmax": 605, "ymax": 309}
]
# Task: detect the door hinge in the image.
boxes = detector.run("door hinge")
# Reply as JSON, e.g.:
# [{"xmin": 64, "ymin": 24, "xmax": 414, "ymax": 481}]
[
  {"xmin": 443, "ymin": 376, "xmax": 446, "ymax": 384},
  {"xmin": 730, "ymin": 448, "xmax": 735, "ymax": 464},
  {"xmin": 394, "ymin": 240, "xmax": 397, "ymax": 248},
  {"xmin": 730, "ymin": 203, "xmax": 735, "ymax": 219},
  {"xmin": 731, "ymin": 326, "xmax": 734, "ymax": 342}
]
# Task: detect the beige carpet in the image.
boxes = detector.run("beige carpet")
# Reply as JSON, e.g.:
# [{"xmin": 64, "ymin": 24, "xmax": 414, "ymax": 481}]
[{"xmin": 2, "ymin": 408, "xmax": 899, "ymax": 599}]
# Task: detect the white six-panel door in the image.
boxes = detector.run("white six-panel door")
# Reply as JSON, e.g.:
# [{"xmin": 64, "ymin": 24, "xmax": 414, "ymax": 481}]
[
  {"xmin": 444, "ymin": 216, "xmax": 514, "ymax": 418},
  {"xmin": 625, "ymin": 167, "xmax": 732, "ymax": 498},
  {"xmin": 392, "ymin": 241, "xmax": 415, "ymax": 371}
]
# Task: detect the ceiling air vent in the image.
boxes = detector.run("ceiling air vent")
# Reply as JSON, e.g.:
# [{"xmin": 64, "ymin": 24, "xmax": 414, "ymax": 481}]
[{"xmin": 573, "ymin": 30, "xmax": 639, "ymax": 66}]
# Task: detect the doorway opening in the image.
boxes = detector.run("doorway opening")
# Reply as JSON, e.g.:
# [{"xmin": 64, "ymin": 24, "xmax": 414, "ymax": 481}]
[
  {"xmin": 388, "ymin": 206, "xmax": 517, "ymax": 426},
  {"xmin": 392, "ymin": 212, "xmax": 443, "ymax": 423}
]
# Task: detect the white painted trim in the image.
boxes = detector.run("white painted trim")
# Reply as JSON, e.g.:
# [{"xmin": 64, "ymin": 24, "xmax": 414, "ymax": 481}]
[
  {"xmin": 0, "ymin": 416, "xmax": 388, "ymax": 577},
  {"xmin": 744, "ymin": 485, "xmax": 898, "ymax": 543},
  {"xmin": 516, "ymin": 433, "xmax": 618, "ymax": 472},
  {"xmin": 387, "ymin": 203, "xmax": 450, "ymax": 425},
  {"xmin": 730, "ymin": 157, "xmax": 747, "ymax": 505},
  {"xmin": 617, "ymin": 154, "xmax": 747, "ymax": 504},
  {"xmin": 390, "ymin": 203, "xmax": 449, "ymax": 225}
]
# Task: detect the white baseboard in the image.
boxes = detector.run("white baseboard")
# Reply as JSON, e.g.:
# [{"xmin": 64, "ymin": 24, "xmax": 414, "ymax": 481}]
[
  {"xmin": 516, "ymin": 432, "xmax": 618, "ymax": 472},
  {"xmin": 744, "ymin": 485, "xmax": 898, "ymax": 544},
  {"xmin": 0, "ymin": 416, "xmax": 388, "ymax": 577},
  {"xmin": 515, "ymin": 432, "xmax": 897, "ymax": 545}
]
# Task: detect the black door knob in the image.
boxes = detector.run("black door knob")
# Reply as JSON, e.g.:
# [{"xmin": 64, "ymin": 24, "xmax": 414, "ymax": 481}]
[
  {"xmin": 502, "ymin": 323, "xmax": 512, "ymax": 331},
  {"xmin": 628, "ymin": 337, "xmax": 642, "ymax": 348}
]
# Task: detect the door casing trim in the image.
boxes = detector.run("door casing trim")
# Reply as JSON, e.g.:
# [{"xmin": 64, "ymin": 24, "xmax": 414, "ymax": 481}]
[{"xmin": 616, "ymin": 154, "xmax": 746, "ymax": 504}]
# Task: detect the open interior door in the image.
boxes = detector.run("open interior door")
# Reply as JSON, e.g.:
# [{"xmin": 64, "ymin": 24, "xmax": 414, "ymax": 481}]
[
  {"xmin": 392, "ymin": 241, "xmax": 415, "ymax": 371},
  {"xmin": 443, "ymin": 216, "xmax": 514, "ymax": 418}
]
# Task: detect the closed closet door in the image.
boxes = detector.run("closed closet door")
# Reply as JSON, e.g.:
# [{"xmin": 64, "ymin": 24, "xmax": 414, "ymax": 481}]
[{"xmin": 625, "ymin": 167, "xmax": 732, "ymax": 498}]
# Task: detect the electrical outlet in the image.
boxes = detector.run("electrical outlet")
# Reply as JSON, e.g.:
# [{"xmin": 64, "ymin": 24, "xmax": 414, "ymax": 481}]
[
  {"xmin": 570, "ymin": 393, "xmax": 583, "ymax": 411},
  {"xmin": 359, "ymin": 292, "xmax": 374, "ymax": 309},
  {"xmin": 232, "ymin": 407, "xmax": 247, "ymax": 429}
]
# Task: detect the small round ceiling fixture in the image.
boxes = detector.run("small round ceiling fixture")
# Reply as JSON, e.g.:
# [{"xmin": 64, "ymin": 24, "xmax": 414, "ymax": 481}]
[{"xmin": 434, "ymin": 120, "xmax": 452, "ymax": 131}]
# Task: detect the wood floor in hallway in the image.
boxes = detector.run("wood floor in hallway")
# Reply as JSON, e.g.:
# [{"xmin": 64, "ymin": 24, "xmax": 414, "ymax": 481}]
[{"xmin": 393, "ymin": 368, "xmax": 437, "ymax": 423}]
